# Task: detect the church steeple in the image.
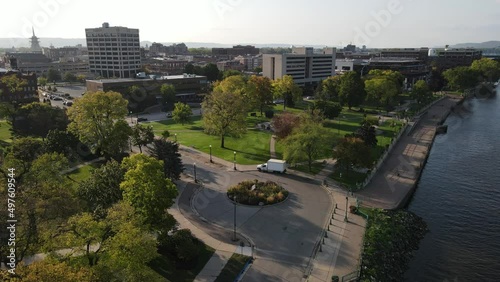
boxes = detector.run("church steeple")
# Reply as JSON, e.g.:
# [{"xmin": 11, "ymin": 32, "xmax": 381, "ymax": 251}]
[{"xmin": 30, "ymin": 27, "xmax": 41, "ymax": 52}]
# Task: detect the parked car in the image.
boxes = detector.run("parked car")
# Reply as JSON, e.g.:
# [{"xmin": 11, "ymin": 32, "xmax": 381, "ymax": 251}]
[
  {"xmin": 273, "ymin": 99, "xmax": 284, "ymax": 104},
  {"xmin": 65, "ymin": 101, "xmax": 73, "ymax": 106},
  {"xmin": 53, "ymin": 96, "xmax": 63, "ymax": 101},
  {"xmin": 166, "ymin": 112, "xmax": 173, "ymax": 118},
  {"xmin": 137, "ymin": 117, "xmax": 148, "ymax": 122}
]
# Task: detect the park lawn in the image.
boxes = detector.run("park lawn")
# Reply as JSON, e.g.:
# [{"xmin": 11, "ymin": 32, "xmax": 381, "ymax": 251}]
[
  {"xmin": 149, "ymin": 119, "xmax": 273, "ymax": 165},
  {"xmin": 65, "ymin": 162, "xmax": 104, "ymax": 186},
  {"xmin": 150, "ymin": 244, "xmax": 215, "ymax": 282},
  {"xmin": 330, "ymin": 166, "xmax": 368, "ymax": 190},
  {"xmin": 214, "ymin": 254, "xmax": 251, "ymax": 282},
  {"xmin": 289, "ymin": 161, "xmax": 326, "ymax": 175}
]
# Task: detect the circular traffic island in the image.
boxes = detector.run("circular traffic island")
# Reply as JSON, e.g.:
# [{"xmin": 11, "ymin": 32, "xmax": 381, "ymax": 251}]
[{"xmin": 227, "ymin": 180, "xmax": 289, "ymax": 206}]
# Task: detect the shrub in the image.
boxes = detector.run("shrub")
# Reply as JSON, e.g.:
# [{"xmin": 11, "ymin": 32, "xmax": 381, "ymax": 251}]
[
  {"xmin": 227, "ymin": 180, "xmax": 288, "ymax": 206},
  {"xmin": 158, "ymin": 229, "xmax": 201, "ymax": 269}
]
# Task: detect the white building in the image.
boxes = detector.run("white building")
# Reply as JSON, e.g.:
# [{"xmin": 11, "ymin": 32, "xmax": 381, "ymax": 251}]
[
  {"xmin": 85, "ymin": 22, "xmax": 141, "ymax": 78},
  {"xmin": 263, "ymin": 47, "xmax": 336, "ymax": 86}
]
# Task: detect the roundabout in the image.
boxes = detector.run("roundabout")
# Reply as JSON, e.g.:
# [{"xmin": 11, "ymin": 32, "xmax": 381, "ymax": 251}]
[{"xmin": 227, "ymin": 180, "xmax": 289, "ymax": 206}]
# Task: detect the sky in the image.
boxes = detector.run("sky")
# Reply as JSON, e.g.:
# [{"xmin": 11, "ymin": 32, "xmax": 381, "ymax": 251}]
[{"xmin": 1, "ymin": 0, "xmax": 500, "ymax": 48}]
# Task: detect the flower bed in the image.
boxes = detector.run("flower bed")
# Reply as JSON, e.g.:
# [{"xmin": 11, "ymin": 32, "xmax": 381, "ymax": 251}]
[{"xmin": 227, "ymin": 180, "xmax": 289, "ymax": 206}]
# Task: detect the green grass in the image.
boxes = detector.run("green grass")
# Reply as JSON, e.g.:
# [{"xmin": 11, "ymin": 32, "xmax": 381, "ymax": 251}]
[
  {"xmin": 65, "ymin": 162, "xmax": 104, "ymax": 186},
  {"xmin": 148, "ymin": 118, "xmax": 273, "ymax": 165},
  {"xmin": 330, "ymin": 166, "xmax": 368, "ymax": 190},
  {"xmin": 214, "ymin": 254, "xmax": 251, "ymax": 282},
  {"xmin": 289, "ymin": 161, "xmax": 326, "ymax": 175},
  {"xmin": 150, "ymin": 244, "xmax": 215, "ymax": 282}
]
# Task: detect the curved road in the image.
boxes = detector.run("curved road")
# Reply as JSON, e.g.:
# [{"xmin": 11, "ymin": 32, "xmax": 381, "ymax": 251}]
[{"xmin": 181, "ymin": 152, "xmax": 332, "ymax": 282}]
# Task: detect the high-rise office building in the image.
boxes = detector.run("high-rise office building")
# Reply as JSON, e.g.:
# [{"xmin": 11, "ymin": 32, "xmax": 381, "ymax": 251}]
[{"xmin": 85, "ymin": 22, "xmax": 141, "ymax": 78}]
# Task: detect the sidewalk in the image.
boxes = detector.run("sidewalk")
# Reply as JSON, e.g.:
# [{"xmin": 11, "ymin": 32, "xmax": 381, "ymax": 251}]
[{"xmin": 169, "ymin": 183, "xmax": 238, "ymax": 282}]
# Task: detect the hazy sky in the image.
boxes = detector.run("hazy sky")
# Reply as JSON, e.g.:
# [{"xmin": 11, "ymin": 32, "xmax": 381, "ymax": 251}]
[{"xmin": 2, "ymin": 0, "xmax": 500, "ymax": 47}]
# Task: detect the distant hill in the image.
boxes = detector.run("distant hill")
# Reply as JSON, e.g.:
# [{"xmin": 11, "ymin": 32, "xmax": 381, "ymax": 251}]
[
  {"xmin": 0, "ymin": 38, "xmax": 327, "ymax": 49},
  {"xmin": 451, "ymin": 41, "xmax": 500, "ymax": 49}
]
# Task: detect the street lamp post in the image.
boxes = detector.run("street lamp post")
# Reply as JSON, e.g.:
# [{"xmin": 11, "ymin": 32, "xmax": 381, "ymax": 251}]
[
  {"xmin": 193, "ymin": 163, "xmax": 197, "ymax": 183},
  {"xmin": 129, "ymin": 111, "xmax": 133, "ymax": 124},
  {"xmin": 233, "ymin": 151, "xmax": 236, "ymax": 170},
  {"xmin": 233, "ymin": 196, "xmax": 237, "ymax": 241},
  {"xmin": 344, "ymin": 196, "xmax": 348, "ymax": 222},
  {"xmin": 174, "ymin": 133, "xmax": 177, "ymax": 143},
  {"xmin": 209, "ymin": 145, "xmax": 212, "ymax": 163}
]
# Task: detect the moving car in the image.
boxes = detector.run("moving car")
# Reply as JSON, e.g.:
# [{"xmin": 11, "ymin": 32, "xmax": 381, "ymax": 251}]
[{"xmin": 137, "ymin": 117, "xmax": 148, "ymax": 122}]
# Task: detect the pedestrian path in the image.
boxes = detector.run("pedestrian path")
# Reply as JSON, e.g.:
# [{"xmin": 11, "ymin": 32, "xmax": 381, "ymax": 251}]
[{"xmin": 170, "ymin": 183, "xmax": 238, "ymax": 282}]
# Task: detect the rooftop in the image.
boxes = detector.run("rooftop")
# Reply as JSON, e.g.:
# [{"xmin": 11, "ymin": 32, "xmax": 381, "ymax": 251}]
[{"xmin": 87, "ymin": 74, "xmax": 207, "ymax": 84}]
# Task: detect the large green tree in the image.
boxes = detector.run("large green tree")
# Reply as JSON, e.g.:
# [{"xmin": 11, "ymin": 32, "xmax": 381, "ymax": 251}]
[
  {"xmin": 471, "ymin": 58, "xmax": 500, "ymax": 82},
  {"xmin": 213, "ymin": 75, "xmax": 247, "ymax": 96},
  {"xmin": 77, "ymin": 160, "xmax": 124, "ymax": 215},
  {"xmin": 120, "ymin": 154, "xmax": 178, "ymax": 231},
  {"xmin": 312, "ymin": 100, "xmax": 342, "ymax": 119},
  {"xmin": 47, "ymin": 68, "xmax": 61, "ymax": 82},
  {"xmin": 13, "ymin": 102, "xmax": 68, "ymax": 139},
  {"xmin": 202, "ymin": 91, "xmax": 248, "ymax": 148},
  {"xmin": 131, "ymin": 123, "xmax": 155, "ymax": 153},
  {"xmin": 67, "ymin": 91, "xmax": 132, "ymax": 159},
  {"xmin": 316, "ymin": 76, "xmax": 341, "ymax": 102},
  {"xmin": 333, "ymin": 137, "xmax": 373, "ymax": 176},
  {"xmin": 339, "ymin": 71, "xmax": 366, "ymax": 109},
  {"xmin": 147, "ymin": 139, "xmax": 184, "ymax": 180},
  {"xmin": 365, "ymin": 78, "xmax": 399, "ymax": 112},
  {"xmin": 203, "ymin": 63, "xmax": 221, "ymax": 82},
  {"xmin": 410, "ymin": 80, "xmax": 434, "ymax": 106},
  {"xmin": 272, "ymin": 75, "xmax": 303, "ymax": 110},
  {"xmin": 0, "ymin": 74, "xmax": 27, "ymax": 93},
  {"xmin": 246, "ymin": 75, "xmax": 273, "ymax": 115},
  {"xmin": 160, "ymin": 84, "xmax": 176, "ymax": 111},
  {"xmin": 283, "ymin": 118, "xmax": 335, "ymax": 172},
  {"xmin": 443, "ymin": 66, "xmax": 480, "ymax": 91},
  {"xmin": 172, "ymin": 102, "xmax": 192, "ymax": 125}
]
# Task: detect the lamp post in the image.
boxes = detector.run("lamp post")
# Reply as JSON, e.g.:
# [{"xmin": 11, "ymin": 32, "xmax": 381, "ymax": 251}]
[
  {"xmin": 174, "ymin": 133, "xmax": 177, "ymax": 143},
  {"xmin": 233, "ymin": 151, "xmax": 236, "ymax": 170},
  {"xmin": 233, "ymin": 196, "xmax": 237, "ymax": 241},
  {"xmin": 129, "ymin": 111, "xmax": 133, "ymax": 124},
  {"xmin": 344, "ymin": 196, "xmax": 348, "ymax": 222},
  {"xmin": 209, "ymin": 145, "xmax": 212, "ymax": 163},
  {"xmin": 193, "ymin": 163, "xmax": 197, "ymax": 183}
]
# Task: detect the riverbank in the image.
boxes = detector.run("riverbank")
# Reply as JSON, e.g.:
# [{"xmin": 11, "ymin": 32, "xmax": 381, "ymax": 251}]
[{"xmin": 356, "ymin": 95, "xmax": 464, "ymax": 209}]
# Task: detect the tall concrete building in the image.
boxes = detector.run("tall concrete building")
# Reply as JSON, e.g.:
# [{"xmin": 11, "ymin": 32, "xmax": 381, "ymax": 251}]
[
  {"xmin": 263, "ymin": 47, "xmax": 336, "ymax": 87},
  {"xmin": 85, "ymin": 22, "xmax": 141, "ymax": 78}
]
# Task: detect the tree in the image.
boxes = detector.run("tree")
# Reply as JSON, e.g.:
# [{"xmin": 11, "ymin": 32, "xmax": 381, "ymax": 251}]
[
  {"xmin": 47, "ymin": 68, "xmax": 61, "ymax": 82},
  {"xmin": 316, "ymin": 76, "xmax": 341, "ymax": 101},
  {"xmin": 443, "ymin": 66, "xmax": 480, "ymax": 91},
  {"xmin": 183, "ymin": 63, "xmax": 196, "ymax": 74},
  {"xmin": 77, "ymin": 74, "xmax": 86, "ymax": 83},
  {"xmin": 203, "ymin": 63, "xmax": 221, "ymax": 82},
  {"xmin": 222, "ymin": 70, "xmax": 242, "ymax": 79},
  {"xmin": 172, "ymin": 102, "xmax": 193, "ymax": 125},
  {"xmin": 67, "ymin": 91, "xmax": 132, "ymax": 159},
  {"xmin": 354, "ymin": 123, "xmax": 378, "ymax": 147},
  {"xmin": 338, "ymin": 71, "xmax": 366, "ymax": 109},
  {"xmin": 202, "ymin": 91, "xmax": 248, "ymax": 148},
  {"xmin": 253, "ymin": 66, "xmax": 262, "ymax": 73},
  {"xmin": 0, "ymin": 74, "xmax": 27, "ymax": 94},
  {"xmin": 365, "ymin": 78, "xmax": 399, "ymax": 112},
  {"xmin": 471, "ymin": 58, "xmax": 500, "ymax": 82},
  {"xmin": 120, "ymin": 154, "xmax": 178, "ymax": 230},
  {"xmin": 13, "ymin": 102, "xmax": 68, "ymax": 139},
  {"xmin": 333, "ymin": 137, "xmax": 373, "ymax": 176},
  {"xmin": 246, "ymin": 75, "xmax": 273, "ymax": 115},
  {"xmin": 6, "ymin": 137, "xmax": 45, "ymax": 174},
  {"xmin": 272, "ymin": 75, "xmax": 303, "ymax": 110},
  {"xmin": 312, "ymin": 100, "xmax": 342, "ymax": 119},
  {"xmin": 410, "ymin": 80, "xmax": 434, "ymax": 106},
  {"xmin": 63, "ymin": 72, "xmax": 77, "ymax": 83},
  {"xmin": 131, "ymin": 124, "xmax": 154, "ymax": 153},
  {"xmin": 271, "ymin": 112, "xmax": 301, "ymax": 140},
  {"xmin": 37, "ymin": 77, "xmax": 48, "ymax": 88},
  {"xmin": 13, "ymin": 260, "xmax": 95, "ymax": 282},
  {"xmin": 77, "ymin": 160, "xmax": 124, "ymax": 215},
  {"xmin": 44, "ymin": 129, "xmax": 79, "ymax": 157},
  {"xmin": 160, "ymin": 84, "xmax": 176, "ymax": 111},
  {"xmin": 147, "ymin": 138, "xmax": 184, "ymax": 180},
  {"xmin": 213, "ymin": 75, "xmax": 247, "ymax": 96},
  {"xmin": 283, "ymin": 120, "xmax": 335, "ymax": 172}
]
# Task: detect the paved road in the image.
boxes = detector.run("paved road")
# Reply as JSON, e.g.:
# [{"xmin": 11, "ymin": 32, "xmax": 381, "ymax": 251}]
[{"xmin": 180, "ymin": 151, "xmax": 332, "ymax": 281}]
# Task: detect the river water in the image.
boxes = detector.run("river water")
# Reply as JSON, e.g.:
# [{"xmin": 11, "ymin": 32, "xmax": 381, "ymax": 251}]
[{"xmin": 405, "ymin": 90, "xmax": 500, "ymax": 282}]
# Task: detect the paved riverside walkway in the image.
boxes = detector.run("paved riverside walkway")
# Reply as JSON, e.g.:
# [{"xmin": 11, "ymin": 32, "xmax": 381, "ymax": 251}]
[{"xmin": 357, "ymin": 95, "xmax": 464, "ymax": 209}]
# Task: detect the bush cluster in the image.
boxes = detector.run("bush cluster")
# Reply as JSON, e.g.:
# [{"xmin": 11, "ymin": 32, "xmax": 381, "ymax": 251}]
[{"xmin": 227, "ymin": 180, "xmax": 289, "ymax": 205}]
